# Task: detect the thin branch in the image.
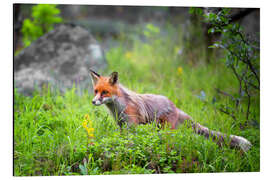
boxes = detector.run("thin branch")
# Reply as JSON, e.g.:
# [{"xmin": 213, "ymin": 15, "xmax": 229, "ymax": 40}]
[
  {"xmin": 218, "ymin": 108, "xmax": 236, "ymax": 121},
  {"xmin": 236, "ymin": 31, "xmax": 260, "ymax": 86},
  {"xmin": 248, "ymin": 82, "xmax": 260, "ymax": 90},
  {"xmin": 230, "ymin": 64, "xmax": 243, "ymax": 100},
  {"xmin": 245, "ymin": 58, "xmax": 260, "ymax": 87},
  {"xmin": 243, "ymin": 78, "xmax": 251, "ymax": 122},
  {"xmin": 215, "ymin": 88, "xmax": 235, "ymax": 100}
]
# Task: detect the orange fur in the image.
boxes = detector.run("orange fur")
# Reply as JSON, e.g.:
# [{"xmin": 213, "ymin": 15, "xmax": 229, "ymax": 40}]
[
  {"xmin": 124, "ymin": 105, "xmax": 140, "ymax": 124},
  {"xmin": 94, "ymin": 77, "xmax": 120, "ymax": 97}
]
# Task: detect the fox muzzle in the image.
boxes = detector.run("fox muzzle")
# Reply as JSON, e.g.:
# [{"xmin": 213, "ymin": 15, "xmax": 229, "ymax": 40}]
[{"xmin": 92, "ymin": 95, "xmax": 103, "ymax": 106}]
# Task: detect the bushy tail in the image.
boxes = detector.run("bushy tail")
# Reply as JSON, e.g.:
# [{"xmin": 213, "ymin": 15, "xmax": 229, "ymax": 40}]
[{"xmin": 189, "ymin": 120, "xmax": 252, "ymax": 152}]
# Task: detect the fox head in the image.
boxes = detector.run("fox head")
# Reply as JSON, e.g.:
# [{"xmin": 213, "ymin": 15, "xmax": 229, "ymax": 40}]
[{"xmin": 90, "ymin": 69, "xmax": 119, "ymax": 106}]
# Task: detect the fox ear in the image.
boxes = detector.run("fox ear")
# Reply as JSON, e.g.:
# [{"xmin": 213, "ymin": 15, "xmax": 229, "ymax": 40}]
[
  {"xmin": 109, "ymin": 72, "xmax": 118, "ymax": 85},
  {"xmin": 89, "ymin": 69, "xmax": 100, "ymax": 85}
]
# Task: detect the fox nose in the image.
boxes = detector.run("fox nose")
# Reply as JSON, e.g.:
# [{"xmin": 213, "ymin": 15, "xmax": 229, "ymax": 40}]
[{"xmin": 92, "ymin": 100, "xmax": 96, "ymax": 105}]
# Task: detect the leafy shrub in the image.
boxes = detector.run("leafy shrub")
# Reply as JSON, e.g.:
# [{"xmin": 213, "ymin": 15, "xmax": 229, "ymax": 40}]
[
  {"xmin": 21, "ymin": 4, "xmax": 62, "ymax": 47},
  {"xmin": 190, "ymin": 8, "xmax": 260, "ymax": 127}
]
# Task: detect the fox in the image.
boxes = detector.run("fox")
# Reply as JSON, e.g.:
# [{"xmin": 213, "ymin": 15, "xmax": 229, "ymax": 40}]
[{"xmin": 89, "ymin": 69, "xmax": 252, "ymax": 152}]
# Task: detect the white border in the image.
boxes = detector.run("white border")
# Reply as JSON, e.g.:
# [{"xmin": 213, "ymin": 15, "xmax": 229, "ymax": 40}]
[{"xmin": 1, "ymin": 0, "xmax": 269, "ymax": 180}]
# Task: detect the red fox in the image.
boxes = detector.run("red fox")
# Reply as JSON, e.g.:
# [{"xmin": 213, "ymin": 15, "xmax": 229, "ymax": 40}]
[{"xmin": 90, "ymin": 70, "xmax": 252, "ymax": 152}]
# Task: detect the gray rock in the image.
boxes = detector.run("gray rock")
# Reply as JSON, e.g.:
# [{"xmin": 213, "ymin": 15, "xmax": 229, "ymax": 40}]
[{"xmin": 14, "ymin": 24, "xmax": 107, "ymax": 96}]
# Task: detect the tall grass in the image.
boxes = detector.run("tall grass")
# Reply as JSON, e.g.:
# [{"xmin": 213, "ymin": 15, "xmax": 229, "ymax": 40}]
[{"xmin": 14, "ymin": 23, "xmax": 260, "ymax": 175}]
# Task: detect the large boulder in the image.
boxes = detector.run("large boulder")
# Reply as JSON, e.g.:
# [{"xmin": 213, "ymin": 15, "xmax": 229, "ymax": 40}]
[{"xmin": 14, "ymin": 24, "xmax": 107, "ymax": 96}]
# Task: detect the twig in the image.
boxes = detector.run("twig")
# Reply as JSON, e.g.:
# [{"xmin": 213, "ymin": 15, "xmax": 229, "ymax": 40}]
[
  {"xmin": 248, "ymin": 82, "xmax": 259, "ymax": 90},
  {"xmin": 218, "ymin": 108, "xmax": 236, "ymax": 121},
  {"xmin": 215, "ymin": 88, "xmax": 235, "ymax": 100},
  {"xmin": 230, "ymin": 65, "xmax": 243, "ymax": 100},
  {"xmin": 243, "ymin": 77, "xmax": 251, "ymax": 122}
]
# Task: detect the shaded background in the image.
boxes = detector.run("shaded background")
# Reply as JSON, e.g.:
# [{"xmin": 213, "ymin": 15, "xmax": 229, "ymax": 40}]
[
  {"xmin": 15, "ymin": 5, "xmax": 260, "ymax": 52},
  {"xmin": 14, "ymin": 5, "xmax": 259, "ymax": 96}
]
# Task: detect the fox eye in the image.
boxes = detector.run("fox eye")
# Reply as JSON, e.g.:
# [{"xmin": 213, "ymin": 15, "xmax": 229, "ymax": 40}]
[
  {"xmin": 101, "ymin": 90, "xmax": 108, "ymax": 95},
  {"xmin": 94, "ymin": 90, "xmax": 98, "ymax": 94}
]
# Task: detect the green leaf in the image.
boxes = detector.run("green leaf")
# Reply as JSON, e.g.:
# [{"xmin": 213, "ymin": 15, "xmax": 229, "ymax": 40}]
[
  {"xmin": 21, "ymin": 4, "xmax": 62, "ymax": 48},
  {"xmin": 208, "ymin": 28, "xmax": 215, "ymax": 34},
  {"xmin": 79, "ymin": 164, "xmax": 88, "ymax": 175}
]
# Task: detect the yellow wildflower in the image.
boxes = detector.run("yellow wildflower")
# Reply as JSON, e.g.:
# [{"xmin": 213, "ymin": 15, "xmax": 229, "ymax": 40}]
[
  {"xmin": 177, "ymin": 66, "xmax": 183, "ymax": 76},
  {"xmin": 82, "ymin": 114, "xmax": 95, "ymax": 139},
  {"xmin": 82, "ymin": 120, "xmax": 87, "ymax": 127},
  {"xmin": 87, "ymin": 128, "xmax": 94, "ymax": 134},
  {"xmin": 125, "ymin": 51, "xmax": 132, "ymax": 59}
]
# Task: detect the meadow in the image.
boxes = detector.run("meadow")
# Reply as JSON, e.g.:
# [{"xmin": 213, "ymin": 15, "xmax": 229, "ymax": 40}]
[{"xmin": 14, "ymin": 23, "xmax": 260, "ymax": 175}]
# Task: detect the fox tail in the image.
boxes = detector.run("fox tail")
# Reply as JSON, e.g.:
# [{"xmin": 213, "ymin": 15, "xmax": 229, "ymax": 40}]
[{"xmin": 188, "ymin": 119, "xmax": 252, "ymax": 152}]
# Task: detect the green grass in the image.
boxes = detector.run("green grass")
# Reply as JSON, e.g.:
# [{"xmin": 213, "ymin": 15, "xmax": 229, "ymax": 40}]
[{"xmin": 14, "ymin": 24, "xmax": 260, "ymax": 175}]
